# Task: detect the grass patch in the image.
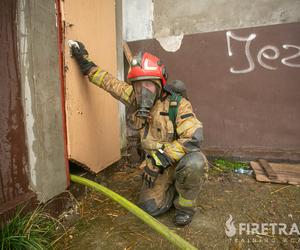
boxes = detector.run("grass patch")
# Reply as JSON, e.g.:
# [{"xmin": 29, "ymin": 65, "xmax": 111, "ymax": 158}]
[
  {"xmin": 211, "ymin": 158, "xmax": 249, "ymax": 172},
  {"xmin": 0, "ymin": 205, "xmax": 65, "ymax": 250}
]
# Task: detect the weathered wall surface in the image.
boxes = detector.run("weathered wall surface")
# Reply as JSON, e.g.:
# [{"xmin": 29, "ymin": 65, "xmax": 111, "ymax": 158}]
[
  {"xmin": 18, "ymin": 0, "xmax": 67, "ymax": 202},
  {"xmin": 153, "ymin": 0, "xmax": 300, "ymax": 37},
  {"xmin": 124, "ymin": 1, "xmax": 300, "ymax": 161},
  {"xmin": 122, "ymin": 0, "xmax": 153, "ymax": 41},
  {"xmin": 0, "ymin": 0, "xmax": 35, "ymax": 218},
  {"xmin": 116, "ymin": 0, "xmax": 127, "ymax": 150},
  {"xmin": 123, "ymin": 0, "xmax": 300, "ymax": 43},
  {"xmin": 129, "ymin": 22, "xmax": 300, "ymax": 161}
]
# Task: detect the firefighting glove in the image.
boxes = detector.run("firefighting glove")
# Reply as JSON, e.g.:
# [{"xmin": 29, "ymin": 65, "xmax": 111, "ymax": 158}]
[
  {"xmin": 69, "ymin": 40, "xmax": 96, "ymax": 75},
  {"xmin": 150, "ymin": 148, "xmax": 173, "ymax": 172},
  {"xmin": 142, "ymin": 165, "xmax": 160, "ymax": 188}
]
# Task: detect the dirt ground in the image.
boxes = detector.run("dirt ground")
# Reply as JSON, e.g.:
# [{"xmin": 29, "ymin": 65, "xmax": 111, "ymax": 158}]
[{"xmin": 59, "ymin": 162, "xmax": 300, "ymax": 250}]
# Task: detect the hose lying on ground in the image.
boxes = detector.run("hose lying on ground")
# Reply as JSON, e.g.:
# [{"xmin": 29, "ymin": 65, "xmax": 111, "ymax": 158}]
[{"xmin": 70, "ymin": 174, "xmax": 198, "ymax": 250}]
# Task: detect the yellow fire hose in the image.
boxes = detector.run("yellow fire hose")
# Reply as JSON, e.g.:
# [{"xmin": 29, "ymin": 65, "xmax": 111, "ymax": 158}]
[{"xmin": 70, "ymin": 174, "xmax": 198, "ymax": 250}]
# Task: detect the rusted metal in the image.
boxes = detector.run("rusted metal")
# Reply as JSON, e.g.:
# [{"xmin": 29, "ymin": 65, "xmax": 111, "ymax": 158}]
[
  {"xmin": 129, "ymin": 22, "xmax": 300, "ymax": 161},
  {"xmin": 55, "ymin": 0, "xmax": 70, "ymax": 186},
  {"xmin": 0, "ymin": 0, "xmax": 35, "ymax": 220}
]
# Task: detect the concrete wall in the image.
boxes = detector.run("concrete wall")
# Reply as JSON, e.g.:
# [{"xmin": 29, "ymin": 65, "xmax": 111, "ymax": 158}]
[
  {"xmin": 153, "ymin": 0, "xmax": 300, "ymax": 37},
  {"xmin": 18, "ymin": 0, "xmax": 67, "ymax": 202},
  {"xmin": 123, "ymin": 0, "xmax": 300, "ymax": 45},
  {"xmin": 122, "ymin": 0, "xmax": 153, "ymax": 41},
  {"xmin": 116, "ymin": 0, "xmax": 127, "ymax": 150},
  {"xmin": 123, "ymin": 1, "xmax": 300, "ymax": 161}
]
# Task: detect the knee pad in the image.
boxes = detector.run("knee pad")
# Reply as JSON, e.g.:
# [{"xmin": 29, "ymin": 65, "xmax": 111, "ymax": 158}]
[
  {"xmin": 176, "ymin": 152, "xmax": 206, "ymax": 184},
  {"xmin": 138, "ymin": 185, "xmax": 175, "ymax": 217}
]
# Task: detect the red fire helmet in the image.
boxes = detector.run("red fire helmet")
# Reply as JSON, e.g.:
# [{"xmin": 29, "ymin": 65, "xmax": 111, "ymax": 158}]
[{"xmin": 127, "ymin": 52, "xmax": 168, "ymax": 85}]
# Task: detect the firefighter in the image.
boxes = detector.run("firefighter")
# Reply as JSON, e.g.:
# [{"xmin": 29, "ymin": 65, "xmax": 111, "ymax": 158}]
[{"xmin": 70, "ymin": 41, "xmax": 207, "ymax": 226}]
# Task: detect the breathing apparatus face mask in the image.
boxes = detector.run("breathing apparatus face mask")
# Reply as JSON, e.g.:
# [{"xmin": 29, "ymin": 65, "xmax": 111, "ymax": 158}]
[{"xmin": 133, "ymin": 80, "xmax": 160, "ymax": 119}]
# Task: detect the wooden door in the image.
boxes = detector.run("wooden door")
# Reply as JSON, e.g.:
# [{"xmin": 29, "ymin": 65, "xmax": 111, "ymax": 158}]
[{"xmin": 62, "ymin": 0, "xmax": 121, "ymax": 172}]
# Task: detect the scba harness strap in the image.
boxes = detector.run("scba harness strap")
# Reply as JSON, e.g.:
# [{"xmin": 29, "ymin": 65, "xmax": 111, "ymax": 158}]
[{"xmin": 168, "ymin": 92, "xmax": 182, "ymax": 139}]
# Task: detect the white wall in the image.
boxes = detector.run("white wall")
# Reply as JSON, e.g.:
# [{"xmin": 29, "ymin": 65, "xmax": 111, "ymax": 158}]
[{"xmin": 122, "ymin": 0, "xmax": 154, "ymax": 41}]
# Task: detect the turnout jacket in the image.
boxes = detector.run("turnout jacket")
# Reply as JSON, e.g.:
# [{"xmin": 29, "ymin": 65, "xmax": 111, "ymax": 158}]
[{"xmin": 88, "ymin": 67, "xmax": 204, "ymax": 163}]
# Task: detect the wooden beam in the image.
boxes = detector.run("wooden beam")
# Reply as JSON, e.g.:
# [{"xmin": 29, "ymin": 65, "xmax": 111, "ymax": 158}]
[
  {"xmin": 258, "ymin": 159, "xmax": 277, "ymax": 180},
  {"xmin": 123, "ymin": 41, "xmax": 133, "ymax": 63}
]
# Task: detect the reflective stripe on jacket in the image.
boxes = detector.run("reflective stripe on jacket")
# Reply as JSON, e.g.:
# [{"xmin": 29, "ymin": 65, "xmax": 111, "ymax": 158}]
[{"xmin": 88, "ymin": 67, "xmax": 203, "ymax": 163}]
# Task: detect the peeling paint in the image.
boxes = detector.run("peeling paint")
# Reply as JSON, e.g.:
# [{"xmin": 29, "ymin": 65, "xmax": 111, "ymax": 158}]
[
  {"xmin": 0, "ymin": 0, "xmax": 31, "ymax": 206},
  {"xmin": 123, "ymin": 0, "xmax": 300, "ymax": 43},
  {"xmin": 156, "ymin": 33, "xmax": 184, "ymax": 52},
  {"xmin": 18, "ymin": 0, "xmax": 37, "ymax": 188}
]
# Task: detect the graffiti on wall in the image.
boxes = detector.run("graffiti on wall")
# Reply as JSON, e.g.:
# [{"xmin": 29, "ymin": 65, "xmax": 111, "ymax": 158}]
[{"xmin": 226, "ymin": 31, "xmax": 300, "ymax": 74}]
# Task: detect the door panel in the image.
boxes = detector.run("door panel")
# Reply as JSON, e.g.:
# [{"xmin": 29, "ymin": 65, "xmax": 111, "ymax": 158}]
[{"xmin": 63, "ymin": 0, "xmax": 121, "ymax": 172}]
